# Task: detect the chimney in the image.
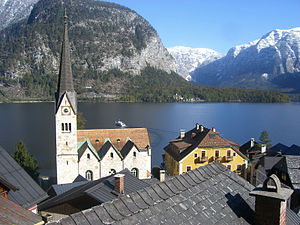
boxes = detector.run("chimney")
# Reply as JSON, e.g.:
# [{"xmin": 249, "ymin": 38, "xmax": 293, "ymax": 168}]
[
  {"xmin": 250, "ymin": 174, "xmax": 293, "ymax": 225},
  {"xmin": 196, "ymin": 123, "xmax": 200, "ymax": 130},
  {"xmin": 180, "ymin": 129, "xmax": 185, "ymax": 139},
  {"xmin": 261, "ymin": 144, "xmax": 266, "ymax": 153},
  {"xmin": 250, "ymin": 138, "xmax": 255, "ymax": 148},
  {"xmin": 114, "ymin": 174, "xmax": 125, "ymax": 194},
  {"xmin": 160, "ymin": 170, "xmax": 165, "ymax": 182},
  {"xmin": 212, "ymin": 127, "xmax": 216, "ymax": 132}
]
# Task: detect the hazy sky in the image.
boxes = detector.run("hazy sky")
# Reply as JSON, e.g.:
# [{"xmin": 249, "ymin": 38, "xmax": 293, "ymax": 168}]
[{"xmin": 105, "ymin": 0, "xmax": 300, "ymax": 54}]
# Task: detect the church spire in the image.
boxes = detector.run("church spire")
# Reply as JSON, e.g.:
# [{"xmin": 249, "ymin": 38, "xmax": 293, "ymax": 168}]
[{"xmin": 56, "ymin": 8, "xmax": 77, "ymax": 113}]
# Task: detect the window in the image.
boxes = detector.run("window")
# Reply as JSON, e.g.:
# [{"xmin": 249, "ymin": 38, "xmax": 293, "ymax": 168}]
[
  {"xmin": 131, "ymin": 168, "xmax": 139, "ymax": 178},
  {"xmin": 87, "ymin": 153, "xmax": 90, "ymax": 159},
  {"xmin": 133, "ymin": 152, "xmax": 136, "ymax": 157},
  {"xmin": 201, "ymin": 151, "xmax": 206, "ymax": 158},
  {"xmin": 109, "ymin": 169, "xmax": 116, "ymax": 175},
  {"xmin": 227, "ymin": 150, "xmax": 231, "ymax": 157},
  {"xmin": 96, "ymin": 139, "xmax": 100, "ymax": 143},
  {"xmin": 85, "ymin": 170, "xmax": 93, "ymax": 181},
  {"xmin": 186, "ymin": 166, "xmax": 191, "ymax": 172},
  {"xmin": 69, "ymin": 123, "xmax": 71, "ymax": 131},
  {"xmin": 233, "ymin": 152, "xmax": 236, "ymax": 157},
  {"xmin": 282, "ymin": 173, "xmax": 287, "ymax": 181},
  {"xmin": 110, "ymin": 152, "xmax": 113, "ymax": 158},
  {"xmin": 227, "ymin": 165, "xmax": 231, "ymax": 170},
  {"xmin": 194, "ymin": 153, "xmax": 198, "ymax": 158},
  {"xmin": 236, "ymin": 164, "xmax": 242, "ymax": 172},
  {"xmin": 215, "ymin": 150, "xmax": 220, "ymax": 158},
  {"xmin": 61, "ymin": 123, "xmax": 64, "ymax": 131},
  {"xmin": 65, "ymin": 123, "xmax": 68, "ymax": 131},
  {"xmin": 117, "ymin": 138, "xmax": 121, "ymax": 142}
]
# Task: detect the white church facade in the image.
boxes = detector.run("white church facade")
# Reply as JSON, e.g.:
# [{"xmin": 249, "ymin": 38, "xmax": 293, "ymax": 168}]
[{"xmin": 55, "ymin": 12, "xmax": 151, "ymax": 184}]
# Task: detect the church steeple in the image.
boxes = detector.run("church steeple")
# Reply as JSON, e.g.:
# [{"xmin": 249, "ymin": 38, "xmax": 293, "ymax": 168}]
[{"xmin": 56, "ymin": 9, "xmax": 77, "ymax": 114}]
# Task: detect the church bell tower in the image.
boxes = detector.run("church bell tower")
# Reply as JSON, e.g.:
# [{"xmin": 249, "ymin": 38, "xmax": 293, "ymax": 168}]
[{"xmin": 55, "ymin": 10, "xmax": 78, "ymax": 184}]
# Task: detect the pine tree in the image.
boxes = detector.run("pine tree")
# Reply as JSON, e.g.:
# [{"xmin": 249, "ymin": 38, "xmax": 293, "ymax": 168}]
[
  {"xmin": 11, "ymin": 141, "xmax": 39, "ymax": 182},
  {"xmin": 258, "ymin": 130, "xmax": 272, "ymax": 149}
]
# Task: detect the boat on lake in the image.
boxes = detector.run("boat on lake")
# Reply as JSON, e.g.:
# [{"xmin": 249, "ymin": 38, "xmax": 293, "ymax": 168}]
[{"xmin": 115, "ymin": 120, "xmax": 127, "ymax": 128}]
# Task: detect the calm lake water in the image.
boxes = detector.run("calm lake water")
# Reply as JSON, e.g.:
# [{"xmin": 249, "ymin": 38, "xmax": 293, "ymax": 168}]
[{"xmin": 0, "ymin": 102, "xmax": 299, "ymax": 176}]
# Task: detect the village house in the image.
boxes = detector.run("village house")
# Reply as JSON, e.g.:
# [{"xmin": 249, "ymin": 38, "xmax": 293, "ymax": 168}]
[
  {"xmin": 55, "ymin": 12, "xmax": 151, "ymax": 184},
  {"xmin": 0, "ymin": 145, "xmax": 48, "ymax": 214},
  {"xmin": 163, "ymin": 124, "xmax": 247, "ymax": 177}
]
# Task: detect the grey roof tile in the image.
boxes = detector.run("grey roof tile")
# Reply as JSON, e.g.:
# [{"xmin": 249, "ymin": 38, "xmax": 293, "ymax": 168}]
[
  {"xmin": 93, "ymin": 205, "xmax": 115, "ymax": 224},
  {"xmin": 81, "ymin": 208, "xmax": 103, "ymax": 224},
  {"xmin": 112, "ymin": 198, "xmax": 132, "ymax": 217},
  {"xmin": 120, "ymin": 195, "xmax": 140, "ymax": 213},
  {"xmin": 137, "ymin": 189, "xmax": 154, "ymax": 206},
  {"xmin": 164, "ymin": 179, "xmax": 181, "ymax": 194},
  {"xmin": 170, "ymin": 177, "xmax": 186, "ymax": 191},
  {"xmin": 175, "ymin": 175, "xmax": 191, "ymax": 188},
  {"xmin": 103, "ymin": 202, "xmax": 124, "ymax": 221},
  {"xmin": 181, "ymin": 173, "xmax": 197, "ymax": 186},
  {"xmin": 59, "ymin": 216, "xmax": 76, "ymax": 225},
  {"xmin": 157, "ymin": 182, "xmax": 175, "ymax": 197},
  {"xmin": 70, "ymin": 212, "xmax": 90, "ymax": 225},
  {"xmin": 144, "ymin": 186, "xmax": 162, "ymax": 202},
  {"xmin": 151, "ymin": 184, "xmax": 169, "ymax": 200},
  {"xmin": 130, "ymin": 192, "xmax": 148, "ymax": 210}
]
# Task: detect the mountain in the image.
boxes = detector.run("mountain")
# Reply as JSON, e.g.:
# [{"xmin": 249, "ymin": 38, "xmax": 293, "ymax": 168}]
[
  {"xmin": 167, "ymin": 46, "xmax": 223, "ymax": 81},
  {"xmin": 191, "ymin": 27, "xmax": 300, "ymax": 93},
  {"xmin": 0, "ymin": 0, "xmax": 38, "ymax": 30},
  {"xmin": 0, "ymin": 0, "xmax": 176, "ymax": 99}
]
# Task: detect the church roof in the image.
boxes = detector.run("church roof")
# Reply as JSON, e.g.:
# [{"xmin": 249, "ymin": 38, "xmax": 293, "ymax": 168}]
[
  {"xmin": 77, "ymin": 128, "xmax": 150, "ymax": 152},
  {"xmin": 56, "ymin": 10, "xmax": 77, "ymax": 114}
]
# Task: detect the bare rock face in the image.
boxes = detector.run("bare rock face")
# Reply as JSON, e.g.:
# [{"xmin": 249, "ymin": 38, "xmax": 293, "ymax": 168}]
[{"xmin": 0, "ymin": 0, "xmax": 175, "ymax": 82}]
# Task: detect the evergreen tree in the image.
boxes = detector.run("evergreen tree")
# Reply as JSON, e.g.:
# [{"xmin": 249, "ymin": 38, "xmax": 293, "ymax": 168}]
[
  {"xmin": 11, "ymin": 141, "xmax": 39, "ymax": 182},
  {"xmin": 77, "ymin": 111, "xmax": 87, "ymax": 129},
  {"xmin": 258, "ymin": 130, "xmax": 272, "ymax": 148}
]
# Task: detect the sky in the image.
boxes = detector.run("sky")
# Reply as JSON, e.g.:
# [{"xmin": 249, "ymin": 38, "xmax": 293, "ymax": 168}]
[{"xmin": 105, "ymin": 0, "xmax": 300, "ymax": 54}]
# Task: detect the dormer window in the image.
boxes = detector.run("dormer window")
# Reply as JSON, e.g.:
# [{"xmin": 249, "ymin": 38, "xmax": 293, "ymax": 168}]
[
  {"xmin": 117, "ymin": 138, "xmax": 121, "ymax": 142},
  {"xmin": 96, "ymin": 139, "xmax": 100, "ymax": 143}
]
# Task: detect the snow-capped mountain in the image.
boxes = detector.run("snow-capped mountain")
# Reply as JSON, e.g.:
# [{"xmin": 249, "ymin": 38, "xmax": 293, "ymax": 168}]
[
  {"xmin": 168, "ymin": 46, "xmax": 223, "ymax": 80},
  {"xmin": 191, "ymin": 27, "xmax": 300, "ymax": 92},
  {"xmin": 0, "ymin": 0, "xmax": 38, "ymax": 30}
]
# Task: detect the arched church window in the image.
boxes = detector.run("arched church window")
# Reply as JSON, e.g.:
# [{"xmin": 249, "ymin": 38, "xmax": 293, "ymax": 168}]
[
  {"xmin": 62, "ymin": 123, "xmax": 64, "ymax": 131},
  {"xmin": 65, "ymin": 123, "xmax": 68, "ymax": 131},
  {"xmin": 109, "ymin": 169, "xmax": 116, "ymax": 175},
  {"xmin": 131, "ymin": 168, "xmax": 138, "ymax": 178},
  {"xmin": 85, "ymin": 170, "xmax": 93, "ymax": 181},
  {"xmin": 87, "ymin": 153, "xmax": 90, "ymax": 159},
  {"xmin": 111, "ymin": 152, "xmax": 113, "ymax": 158},
  {"xmin": 69, "ymin": 123, "xmax": 71, "ymax": 131},
  {"xmin": 133, "ymin": 152, "xmax": 136, "ymax": 157}
]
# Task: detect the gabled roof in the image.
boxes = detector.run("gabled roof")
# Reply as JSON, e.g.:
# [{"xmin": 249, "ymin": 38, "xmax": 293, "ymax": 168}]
[
  {"xmin": 47, "ymin": 181, "xmax": 89, "ymax": 198},
  {"xmin": 164, "ymin": 125, "xmax": 245, "ymax": 162},
  {"xmin": 38, "ymin": 169, "xmax": 150, "ymax": 212},
  {"xmin": 78, "ymin": 139, "xmax": 100, "ymax": 161},
  {"xmin": 98, "ymin": 138, "xmax": 123, "ymax": 160},
  {"xmin": 0, "ymin": 145, "xmax": 48, "ymax": 208},
  {"xmin": 121, "ymin": 138, "xmax": 140, "ymax": 158},
  {"xmin": 273, "ymin": 155, "xmax": 300, "ymax": 190},
  {"xmin": 77, "ymin": 128, "xmax": 150, "ymax": 152},
  {"xmin": 0, "ymin": 196, "xmax": 43, "ymax": 225},
  {"xmin": 47, "ymin": 162, "xmax": 300, "ymax": 225}
]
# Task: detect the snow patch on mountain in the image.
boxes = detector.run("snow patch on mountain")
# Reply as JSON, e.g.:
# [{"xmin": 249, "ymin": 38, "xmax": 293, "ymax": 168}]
[{"xmin": 168, "ymin": 46, "xmax": 223, "ymax": 80}]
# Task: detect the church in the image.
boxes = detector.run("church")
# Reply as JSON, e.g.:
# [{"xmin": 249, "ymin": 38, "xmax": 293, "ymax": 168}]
[{"xmin": 55, "ymin": 12, "xmax": 151, "ymax": 184}]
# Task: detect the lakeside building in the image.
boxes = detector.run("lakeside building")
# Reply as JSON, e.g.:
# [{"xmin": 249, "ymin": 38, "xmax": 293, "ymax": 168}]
[
  {"xmin": 163, "ymin": 124, "xmax": 247, "ymax": 177},
  {"xmin": 55, "ymin": 12, "xmax": 151, "ymax": 184}
]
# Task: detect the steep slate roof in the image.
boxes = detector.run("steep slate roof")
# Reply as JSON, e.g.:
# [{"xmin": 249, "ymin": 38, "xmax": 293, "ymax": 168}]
[
  {"xmin": 77, "ymin": 128, "xmax": 150, "ymax": 152},
  {"xmin": 0, "ymin": 196, "xmax": 43, "ymax": 225},
  {"xmin": 0, "ymin": 145, "xmax": 48, "ymax": 208},
  {"xmin": 78, "ymin": 139, "xmax": 100, "ymax": 161},
  {"xmin": 273, "ymin": 156, "xmax": 300, "ymax": 190},
  {"xmin": 47, "ymin": 162, "xmax": 300, "ymax": 225},
  {"xmin": 47, "ymin": 181, "xmax": 89, "ymax": 198},
  {"xmin": 55, "ymin": 11, "xmax": 77, "ymax": 114},
  {"xmin": 164, "ymin": 125, "xmax": 245, "ymax": 162},
  {"xmin": 38, "ymin": 169, "xmax": 150, "ymax": 212},
  {"xmin": 121, "ymin": 138, "xmax": 140, "ymax": 158}
]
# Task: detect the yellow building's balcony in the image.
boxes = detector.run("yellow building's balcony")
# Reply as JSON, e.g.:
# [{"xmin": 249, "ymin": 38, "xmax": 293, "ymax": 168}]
[
  {"xmin": 194, "ymin": 156, "xmax": 208, "ymax": 163},
  {"xmin": 214, "ymin": 156, "xmax": 223, "ymax": 162},
  {"xmin": 223, "ymin": 156, "xmax": 233, "ymax": 162}
]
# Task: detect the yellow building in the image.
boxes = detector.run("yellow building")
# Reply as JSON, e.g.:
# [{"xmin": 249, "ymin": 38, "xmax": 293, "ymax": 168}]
[{"xmin": 164, "ymin": 124, "xmax": 247, "ymax": 177}]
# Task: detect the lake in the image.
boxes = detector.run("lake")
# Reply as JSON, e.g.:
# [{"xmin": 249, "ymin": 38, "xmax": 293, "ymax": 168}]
[{"xmin": 0, "ymin": 102, "xmax": 299, "ymax": 177}]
